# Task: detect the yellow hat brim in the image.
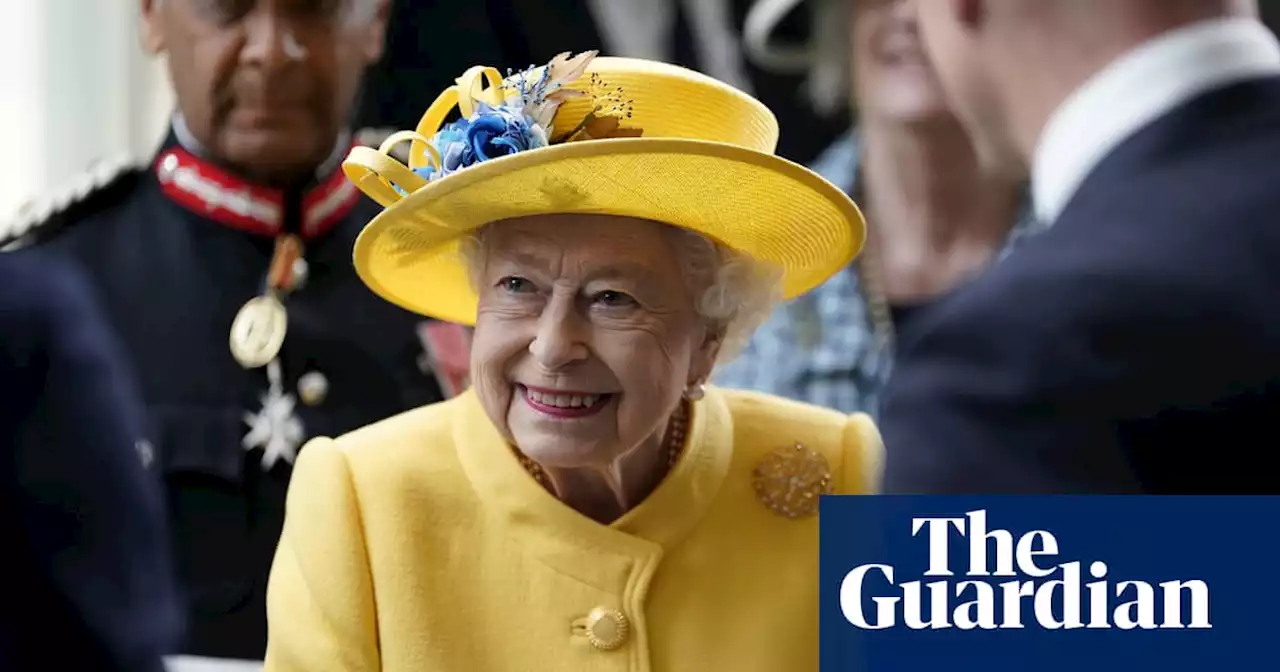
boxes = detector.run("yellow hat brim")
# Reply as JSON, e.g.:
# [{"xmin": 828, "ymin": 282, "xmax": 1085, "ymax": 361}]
[{"xmin": 352, "ymin": 137, "xmax": 865, "ymax": 325}]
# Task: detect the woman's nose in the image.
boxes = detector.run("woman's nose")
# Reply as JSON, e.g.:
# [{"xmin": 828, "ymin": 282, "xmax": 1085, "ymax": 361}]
[{"xmin": 528, "ymin": 299, "xmax": 590, "ymax": 370}]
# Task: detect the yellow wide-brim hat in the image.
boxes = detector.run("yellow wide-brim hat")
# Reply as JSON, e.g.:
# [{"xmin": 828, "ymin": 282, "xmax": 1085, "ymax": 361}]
[{"xmin": 344, "ymin": 52, "xmax": 865, "ymax": 325}]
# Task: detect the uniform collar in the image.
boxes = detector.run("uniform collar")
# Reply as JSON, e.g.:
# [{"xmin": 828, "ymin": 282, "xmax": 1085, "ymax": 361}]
[
  {"xmin": 1033, "ymin": 17, "xmax": 1280, "ymax": 224},
  {"xmin": 153, "ymin": 114, "xmax": 362, "ymax": 239},
  {"xmin": 452, "ymin": 386, "xmax": 733, "ymax": 589}
]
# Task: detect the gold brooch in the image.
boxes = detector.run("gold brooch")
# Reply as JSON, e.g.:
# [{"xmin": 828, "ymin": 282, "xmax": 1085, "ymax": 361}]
[
  {"xmin": 751, "ymin": 443, "xmax": 833, "ymax": 519},
  {"xmin": 572, "ymin": 607, "xmax": 630, "ymax": 651}
]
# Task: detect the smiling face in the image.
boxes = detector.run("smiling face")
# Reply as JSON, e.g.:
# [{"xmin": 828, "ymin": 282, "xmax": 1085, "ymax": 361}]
[
  {"xmin": 139, "ymin": 0, "xmax": 388, "ymax": 184},
  {"xmin": 851, "ymin": 0, "xmax": 952, "ymax": 123},
  {"xmin": 468, "ymin": 215, "xmax": 721, "ymax": 469}
]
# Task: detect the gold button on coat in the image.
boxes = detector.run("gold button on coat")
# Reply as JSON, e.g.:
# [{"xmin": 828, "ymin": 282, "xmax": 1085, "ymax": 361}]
[{"xmin": 580, "ymin": 607, "xmax": 629, "ymax": 651}]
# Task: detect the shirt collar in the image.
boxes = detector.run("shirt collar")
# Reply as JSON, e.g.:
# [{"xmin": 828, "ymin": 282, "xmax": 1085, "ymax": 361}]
[{"xmin": 1032, "ymin": 17, "xmax": 1280, "ymax": 224}]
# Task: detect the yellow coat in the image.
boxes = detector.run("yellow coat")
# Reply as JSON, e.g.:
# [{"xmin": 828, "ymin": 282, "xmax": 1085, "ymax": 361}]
[{"xmin": 263, "ymin": 386, "xmax": 883, "ymax": 671}]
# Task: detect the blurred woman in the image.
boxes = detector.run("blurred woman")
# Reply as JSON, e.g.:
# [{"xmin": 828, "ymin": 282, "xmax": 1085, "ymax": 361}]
[{"xmin": 721, "ymin": 0, "xmax": 1042, "ymax": 414}]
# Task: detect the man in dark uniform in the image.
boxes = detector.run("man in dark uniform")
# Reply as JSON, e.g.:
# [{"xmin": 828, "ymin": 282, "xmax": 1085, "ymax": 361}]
[
  {"xmin": 1, "ymin": 251, "xmax": 182, "ymax": 672},
  {"xmin": 1, "ymin": 0, "xmax": 463, "ymax": 661}
]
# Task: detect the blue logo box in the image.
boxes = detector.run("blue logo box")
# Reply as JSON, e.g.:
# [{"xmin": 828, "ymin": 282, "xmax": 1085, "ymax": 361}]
[{"xmin": 818, "ymin": 496, "xmax": 1280, "ymax": 671}]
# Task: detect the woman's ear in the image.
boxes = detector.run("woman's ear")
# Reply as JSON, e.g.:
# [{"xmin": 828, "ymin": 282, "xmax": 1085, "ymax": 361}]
[{"xmin": 688, "ymin": 329, "xmax": 724, "ymax": 388}]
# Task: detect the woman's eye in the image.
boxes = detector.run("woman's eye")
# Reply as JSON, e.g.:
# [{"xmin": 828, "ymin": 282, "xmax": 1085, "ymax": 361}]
[
  {"xmin": 497, "ymin": 276, "xmax": 533, "ymax": 293},
  {"xmin": 593, "ymin": 290, "xmax": 636, "ymax": 307}
]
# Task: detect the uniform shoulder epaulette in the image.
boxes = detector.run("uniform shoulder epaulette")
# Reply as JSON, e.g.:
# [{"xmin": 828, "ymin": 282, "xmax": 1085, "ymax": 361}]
[{"xmin": 1, "ymin": 155, "xmax": 144, "ymax": 251}]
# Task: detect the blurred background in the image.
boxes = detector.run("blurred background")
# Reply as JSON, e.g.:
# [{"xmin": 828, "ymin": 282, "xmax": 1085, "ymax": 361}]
[
  {"xmin": 3, "ymin": 0, "xmax": 1279, "ymax": 218},
  {"xmin": 1, "ymin": 0, "xmax": 851, "ymax": 216}
]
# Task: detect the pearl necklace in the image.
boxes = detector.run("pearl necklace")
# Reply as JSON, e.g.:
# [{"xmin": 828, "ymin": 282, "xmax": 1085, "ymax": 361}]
[
  {"xmin": 850, "ymin": 171, "xmax": 897, "ymax": 352},
  {"xmin": 513, "ymin": 401, "xmax": 690, "ymax": 491}
]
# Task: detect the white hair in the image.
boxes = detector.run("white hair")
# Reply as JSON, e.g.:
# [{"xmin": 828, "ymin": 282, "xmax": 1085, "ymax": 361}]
[{"xmin": 457, "ymin": 223, "xmax": 783, "ymax": 366}]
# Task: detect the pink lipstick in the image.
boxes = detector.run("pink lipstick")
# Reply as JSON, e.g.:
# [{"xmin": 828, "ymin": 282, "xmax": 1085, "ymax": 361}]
[{"xmin": 520, "ymin": 385, "xmax": 611, "ymax": 419}]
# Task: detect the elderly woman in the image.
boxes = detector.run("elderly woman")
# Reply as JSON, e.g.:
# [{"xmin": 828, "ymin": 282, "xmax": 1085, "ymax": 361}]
[{"xmin": 263, "ymin": 52, "xmax": 881, "ymax": 671}]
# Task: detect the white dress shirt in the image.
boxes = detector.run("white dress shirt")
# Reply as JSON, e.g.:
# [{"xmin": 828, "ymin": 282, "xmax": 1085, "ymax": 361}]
[{"xmin": 1032, "ymin": 17, "xmax": 1280, "ymax": 224}]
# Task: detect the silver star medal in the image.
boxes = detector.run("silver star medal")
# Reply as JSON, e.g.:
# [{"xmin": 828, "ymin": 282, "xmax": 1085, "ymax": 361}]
[{"xmin": 242, "ymin": 360, "xmax": 305, "ymax": 469}]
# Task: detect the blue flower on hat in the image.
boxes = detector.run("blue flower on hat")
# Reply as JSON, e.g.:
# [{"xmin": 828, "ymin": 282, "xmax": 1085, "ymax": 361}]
[
  {"xmin": 392, "ymin": 51, "xmax": 639, "ymax": 195},
  {"xmin": 408, "ymin": 119, "xmax": 471, "ymax": 185},
  {"xmin": 409, "ymin": 103, "xmax": 547, "ymax": 187},
  {"xmin": 467, "ymin": 103, "xmax": 547, "ymax": 161}
]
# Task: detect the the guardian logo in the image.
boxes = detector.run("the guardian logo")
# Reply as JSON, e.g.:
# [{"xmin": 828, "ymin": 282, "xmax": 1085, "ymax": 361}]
[{"xmin": 840, "ymin": 510, "xmax": 1211, "ymax": 631}]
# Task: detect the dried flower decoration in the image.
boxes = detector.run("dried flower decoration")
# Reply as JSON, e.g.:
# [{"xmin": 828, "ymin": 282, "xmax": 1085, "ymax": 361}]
[
  {"xmin": 402, "ymin": 51, "xmax": 644, "ymax": 189},
  {"xmin": 504, "ymin": 50, "xmax": 597, "ymax": 135},
  {"xmin": 552, "ymin": 72, "xmax": 644, "ymax": 143}
]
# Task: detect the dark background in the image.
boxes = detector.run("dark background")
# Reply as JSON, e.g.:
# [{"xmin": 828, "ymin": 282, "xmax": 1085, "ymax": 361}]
[
  {"xmin": 355, "ymin": 0, "xmax": 847, "ymax": 166},
  {"xmin": 357, "ymin": 0, "xmax": 1280, "ymax": 168}
]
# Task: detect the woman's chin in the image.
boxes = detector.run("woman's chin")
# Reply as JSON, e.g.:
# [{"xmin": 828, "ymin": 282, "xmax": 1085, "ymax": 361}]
[{"xmin": 514, "ymin": 429, "xmax": 622, "ymax": 470}]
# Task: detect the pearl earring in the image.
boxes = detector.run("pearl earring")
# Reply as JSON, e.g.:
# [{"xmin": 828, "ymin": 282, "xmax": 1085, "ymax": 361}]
[{"xmin": 684, "ymin": 382, "xmax": 705, "ymax": 401}]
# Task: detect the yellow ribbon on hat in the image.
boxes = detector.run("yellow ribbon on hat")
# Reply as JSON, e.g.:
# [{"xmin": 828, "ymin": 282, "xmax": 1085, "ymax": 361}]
[
  {"xmin": 344, "ymin": 132, "xmax": 433, "ymax": 207},
  {"xmin": 342, "ymin": 66, "xmax": 508, "ymax": 208}
]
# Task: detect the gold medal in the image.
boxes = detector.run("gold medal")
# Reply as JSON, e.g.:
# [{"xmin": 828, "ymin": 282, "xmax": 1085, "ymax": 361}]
[{"xmin": 229, "ymin": 294, "xmax": 288, "ymax": 369}]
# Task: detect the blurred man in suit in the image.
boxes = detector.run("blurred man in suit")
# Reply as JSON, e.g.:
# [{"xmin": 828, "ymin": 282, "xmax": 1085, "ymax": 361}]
[
  {"xmin": 880, "ymin": 0, "xmax": 1280, "ymax": 492},
  {"xmin": 0, "ymin": 252, "xmax": 181, "ymax": 671}
]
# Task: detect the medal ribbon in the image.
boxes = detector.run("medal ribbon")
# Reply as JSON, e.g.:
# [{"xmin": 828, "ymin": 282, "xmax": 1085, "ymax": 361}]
[{"xmin": 266, "ymin": 234, "xmax": 305, "ymax": 296}]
